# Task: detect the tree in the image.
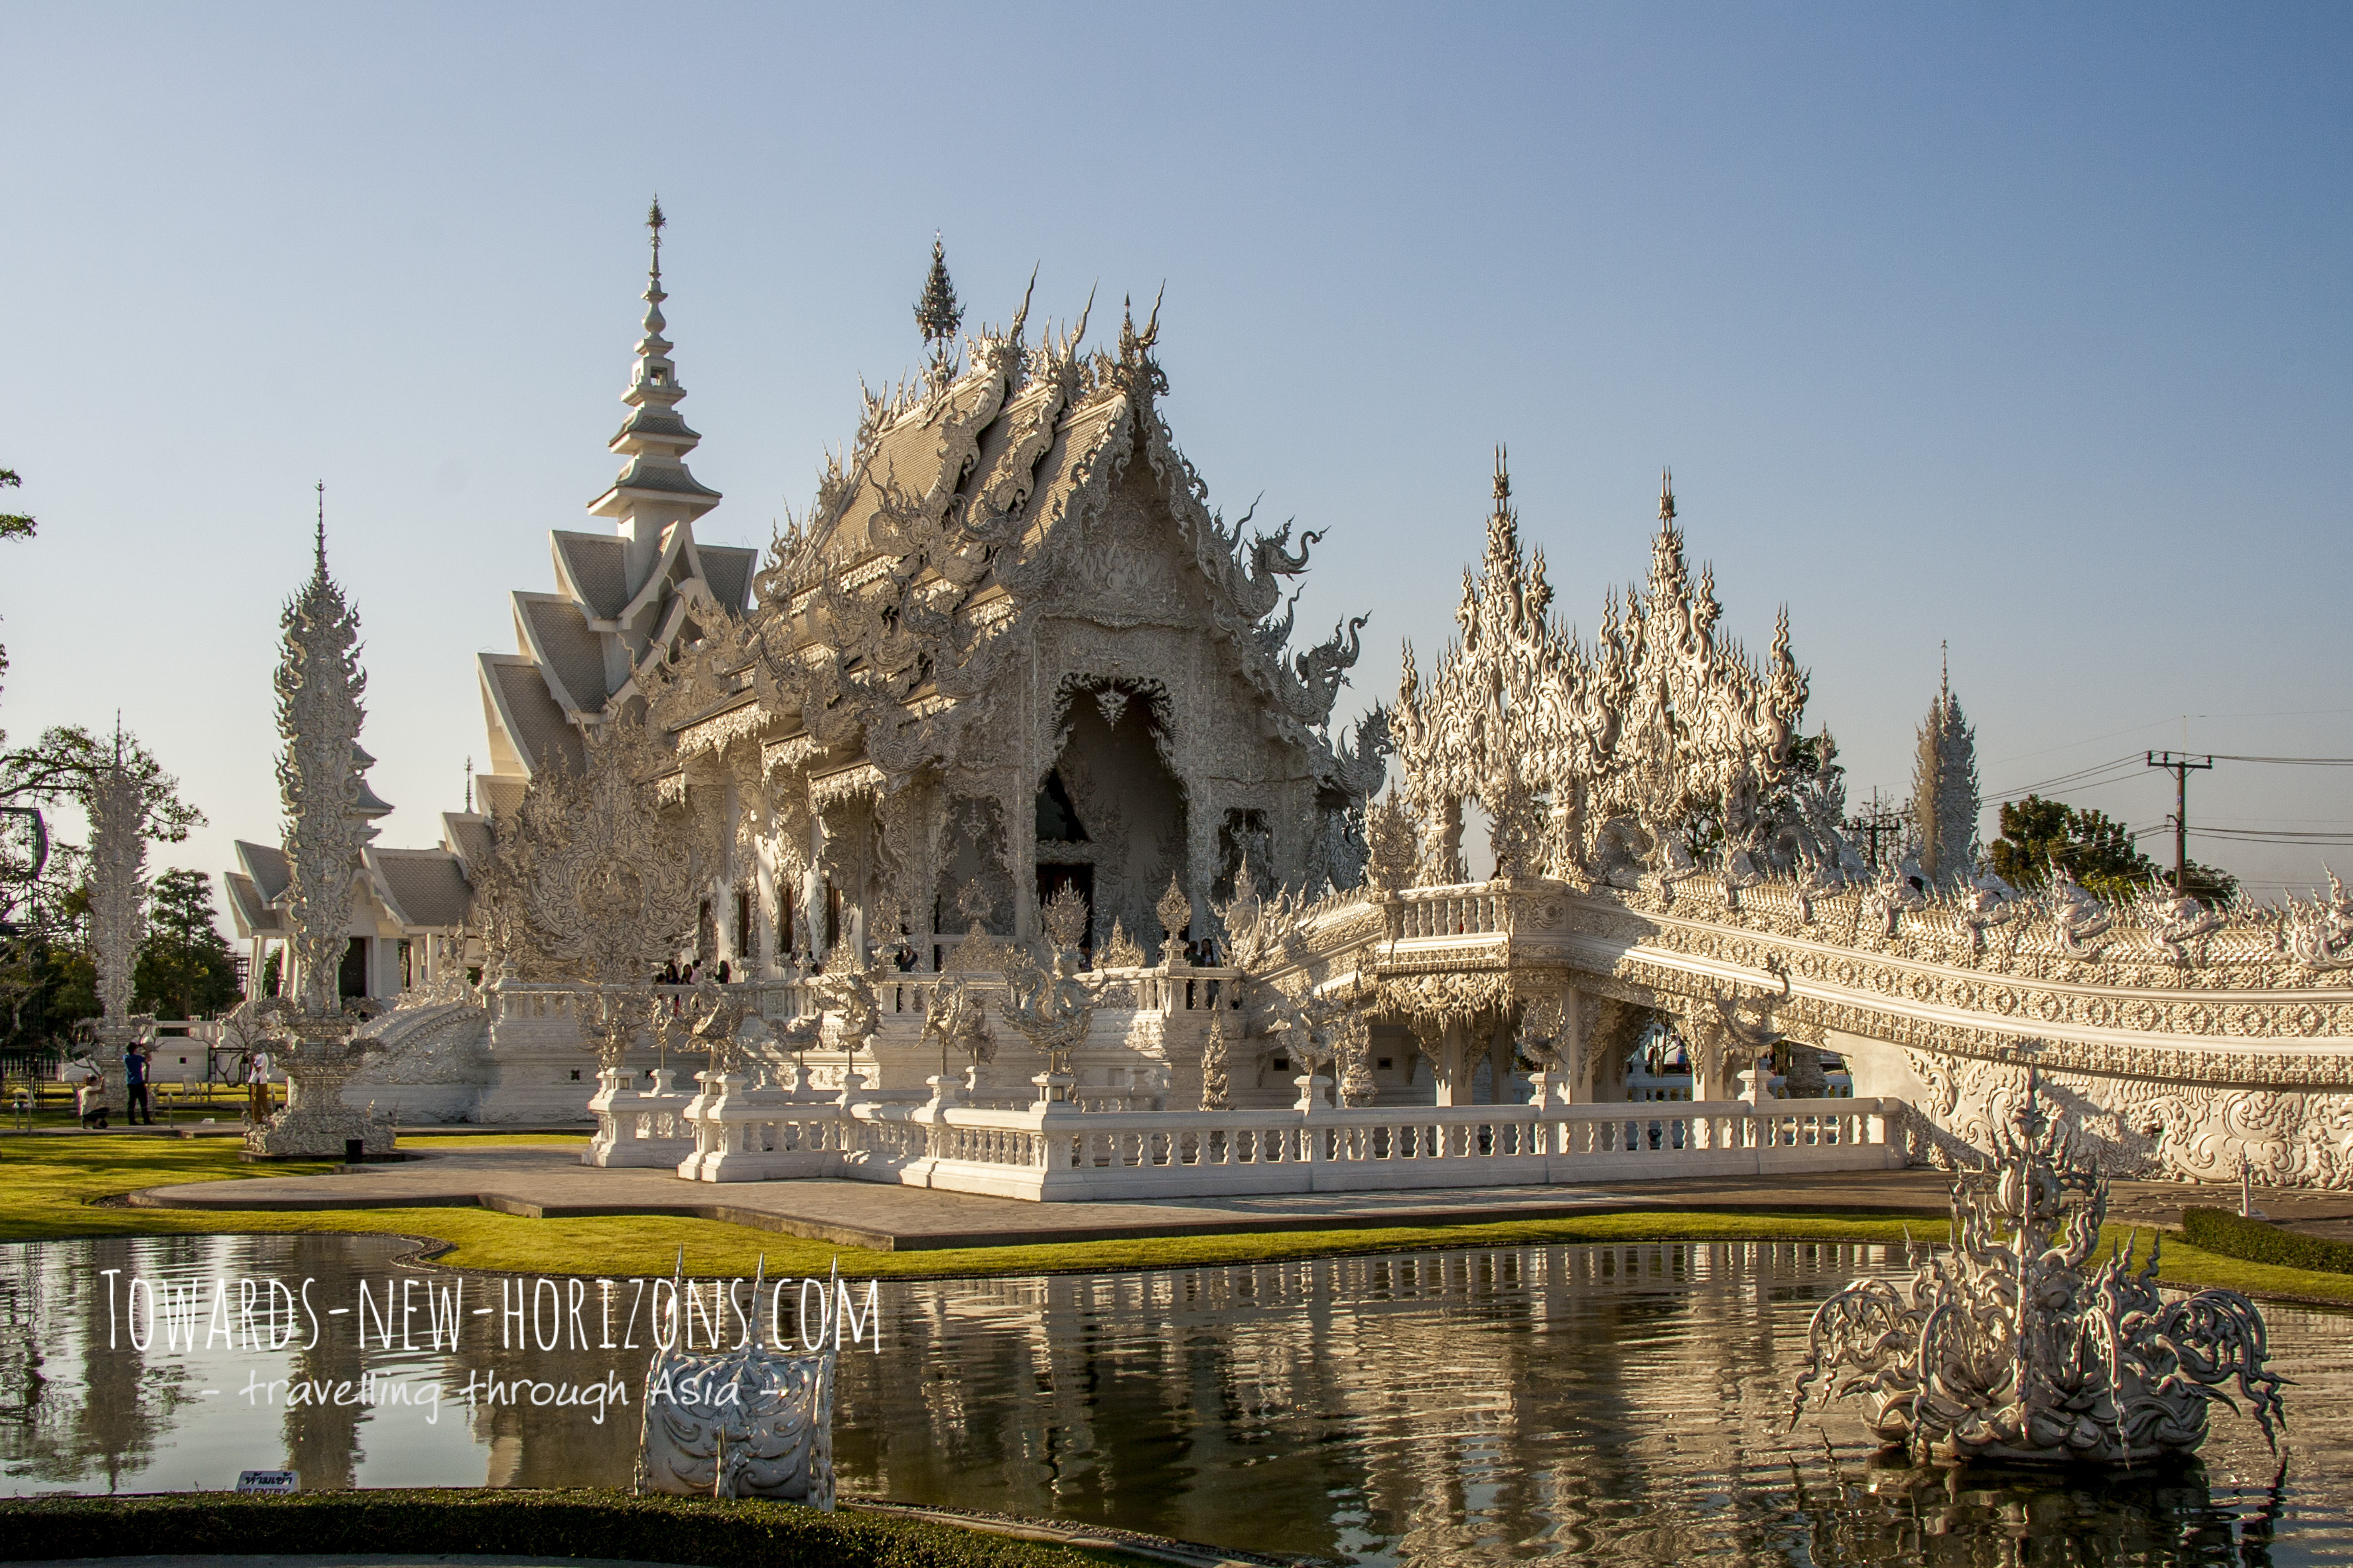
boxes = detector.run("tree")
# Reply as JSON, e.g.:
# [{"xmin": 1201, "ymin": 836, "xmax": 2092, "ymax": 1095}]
[
  {"xmin": 133, "ymin": 868, "xmax": 241, "ymax": 1019},
  {"xmin": 0, "ymin": 726, "xmax": 205, "ymax": 1051},
  {"xmin": 0, "ymin": 725, "xmax": 204, "ymax": 844},
  {"xmin": 0, "ymin": 466, "xmax": 31, "ymax": 706},
  {"xmin": 0, "ymin": 842, "xmax": 90, "ymax": 1055},
  {"xmin": 1989, "ymin": 795, "xmax": 2236, "ymax": 904}
]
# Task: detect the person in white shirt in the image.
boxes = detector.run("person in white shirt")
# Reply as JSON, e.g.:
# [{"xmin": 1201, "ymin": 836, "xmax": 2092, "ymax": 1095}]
[{"xmin": 247, "ymin": 1051, "xmax": 273, "ymax": 1124}]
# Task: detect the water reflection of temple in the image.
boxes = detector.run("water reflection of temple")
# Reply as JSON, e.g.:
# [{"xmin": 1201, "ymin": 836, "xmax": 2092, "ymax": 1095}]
[
  {"xmin": 835, "ymin": 1242, "xmax": 1884, "ymax": 1562},
  {"xmin": 1, "ymin": 1236, "xmax": 190, "ymax": 1492}
]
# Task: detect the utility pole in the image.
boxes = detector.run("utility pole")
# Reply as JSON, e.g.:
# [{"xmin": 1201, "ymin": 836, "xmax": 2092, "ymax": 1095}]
[
  {"xmin": 2145, "ymin": 751, "xmax": 2213, "ymax": 897},
  {"xmin": 1842, "ymin": 789, "xmax": 1907, "ymax": 874}
]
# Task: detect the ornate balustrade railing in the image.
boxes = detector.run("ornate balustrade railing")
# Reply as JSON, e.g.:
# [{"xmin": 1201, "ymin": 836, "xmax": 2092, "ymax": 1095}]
[
  {"xmin": 1384, "ymin": 885, "xmax": 1515, "ymax": 942},
  {"xmin": 659, "ymin": 1094, "xmax": 1901, "ymax": 1201}
]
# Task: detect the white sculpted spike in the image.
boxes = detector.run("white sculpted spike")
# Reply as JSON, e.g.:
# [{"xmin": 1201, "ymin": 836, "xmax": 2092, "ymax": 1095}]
[
  {"xmin": 1040, "ymin": 880, "xmax": 1091, "ymax": 952},
  {"xmin": 275, "ymin": 527, "xmax": 372, "ymax": 1015},
  {"xmin": 1155, "ymin": 873, "xmax": 1195, "ymax": 964}
]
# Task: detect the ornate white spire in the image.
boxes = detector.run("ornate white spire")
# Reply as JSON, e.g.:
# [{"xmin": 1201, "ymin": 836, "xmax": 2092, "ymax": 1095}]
[
  {"xmin": 86, "ymin": 722, "xmax": 147, "ymax": 1046},
  {"xmin": 1913, "ymin": 652, "xmax": 1981, "ymax": 891},
  {"xmin": 588, "ymin": 198, "xmax": 720, "ymax": 530},
  {"xmin": 275, "ymin": 510, "xmax": 374, "ymax": 1015}
]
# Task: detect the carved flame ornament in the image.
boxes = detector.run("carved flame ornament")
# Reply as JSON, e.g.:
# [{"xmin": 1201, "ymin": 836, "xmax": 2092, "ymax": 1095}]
[
  {"xmin": 482, "ymin": 721, "xmax": 703, "ymax": 984},
  {"xmin": 1792, "ymin": 1073, "xmax": 2285, "ymax": 1463}
]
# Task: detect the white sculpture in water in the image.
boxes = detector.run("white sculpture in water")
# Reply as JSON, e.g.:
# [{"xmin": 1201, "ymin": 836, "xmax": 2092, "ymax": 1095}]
[
  {"xmin": 1791, "ymin": 1073, "xmax": 2283, "ymax": 1463},
  {"xmin": 636, "ymin": 1260, "xmax": 837, "ymax": 1506}
]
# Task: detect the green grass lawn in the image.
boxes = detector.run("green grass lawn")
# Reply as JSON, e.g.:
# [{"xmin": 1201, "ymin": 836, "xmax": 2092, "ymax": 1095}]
[
  {"xmin": 0, "ymin": 1487, "xmax": 1160, "ymax": 1568},
  {"xmin": 2, "ymin": 1131, "xmax": 2348, "ymax": 1305}
]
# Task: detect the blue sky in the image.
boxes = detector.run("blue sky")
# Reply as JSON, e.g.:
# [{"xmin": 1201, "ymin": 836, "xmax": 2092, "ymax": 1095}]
[{"xmin": 3, "ymin": 3, "xmax": 2348, "ymax": 904}]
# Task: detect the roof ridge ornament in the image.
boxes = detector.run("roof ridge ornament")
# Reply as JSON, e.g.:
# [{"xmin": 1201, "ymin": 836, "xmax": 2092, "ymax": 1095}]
[
  {"xmin": 587, "ymin": 201, "xmax": 720, "ymax": 522},
  {"xmin": 1658, "ymin": 466, "xmax": 1676, "ymax": 523},
  {"xmin": 1118, "ymin": 286, "xmax": 1164, "ymax": 361},
  {"xmin": 915, "ymin": 233, "xmax": 963, "ymax": 388}
]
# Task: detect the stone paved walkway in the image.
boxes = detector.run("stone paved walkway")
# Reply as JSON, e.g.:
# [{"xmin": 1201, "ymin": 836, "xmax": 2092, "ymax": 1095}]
[{"xmin": 122, "ymin": 1142, "xmax": 2350, "ymax": 1252}]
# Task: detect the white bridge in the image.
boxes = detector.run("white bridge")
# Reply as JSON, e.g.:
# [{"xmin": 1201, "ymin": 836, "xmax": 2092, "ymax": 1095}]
[{"xmin": 349, "ymin": 856, "xmax": 2353, "ymax": 1202}]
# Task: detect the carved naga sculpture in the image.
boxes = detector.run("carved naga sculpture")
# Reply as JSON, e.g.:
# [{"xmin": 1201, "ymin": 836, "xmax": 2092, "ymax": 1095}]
[
  {"xmin": 1284, "ymin": 614, "xmax": 1369, "ymax": 726},
  {"xmin": 809, "ymin": 945, "xmax": 882, "ymax": 1059},
  {"xmin": 999, "ymin": 946, "xmax": 1096, "ymax": 1077},
  {"xmin": 2045, "ymin": 864, "xmax": 2116, "ymax": 957},
  {"xmin": 2283, "ymin": 869, "xmax": 2353, "ymax": 969},
  {"xmin": 2137, "ymin": 883, "xmax": 2225, "ymax": 963},
  {"xmin": 1865, "ymin": 860, "xmax": 1928, "ymax": 937},
  {"xmin": 919, "ymin": 976, "xmax": 995, "ymax": 1077}
]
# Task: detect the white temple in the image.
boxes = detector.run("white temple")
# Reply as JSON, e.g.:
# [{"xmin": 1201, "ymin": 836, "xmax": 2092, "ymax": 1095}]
[{"xmin": 221, "ymin": 213, "xmax": 2353, "ymax": 1195}]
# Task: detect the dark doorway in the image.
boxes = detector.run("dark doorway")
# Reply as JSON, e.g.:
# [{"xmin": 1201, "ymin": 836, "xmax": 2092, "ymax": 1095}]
[
  {"xmin": 338, "ymin": 937, "xmax": 368, "ymax": 1000},
  {"xmin": 1035, "ymin": 770, "xmax": 1088, "ymax": 843},
  {"xmin": 1036, "ymin": 863, "xmax": 1095, "ymax": 962}
]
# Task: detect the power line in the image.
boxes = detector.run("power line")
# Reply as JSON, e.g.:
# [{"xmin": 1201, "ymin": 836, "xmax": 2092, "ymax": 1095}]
[
  {"xmin": 2205, "ymin": 753, "xmax": 2353, "ymax": 765},
  {"xmin": 1984, "ymin": 753, "xmax": 2147, "ymax": 800},
  {"xmin": 2188, "ymin": 826, "xmax": 2353, "ymax": 844}
]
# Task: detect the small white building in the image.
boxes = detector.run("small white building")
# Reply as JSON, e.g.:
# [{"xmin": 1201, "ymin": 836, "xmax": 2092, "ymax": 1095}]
[{"xmin": 222, "ymin": 748, "xmax": 488, "ymax": 1004}]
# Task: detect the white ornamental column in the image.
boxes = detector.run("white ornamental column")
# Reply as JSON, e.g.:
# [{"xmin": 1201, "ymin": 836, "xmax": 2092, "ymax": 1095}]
[
  {"xmin": 85, "ymin": 741, "xmax": 149, "ymax": 1117},
  {"xmin": 247, "ymin": 515, "xmax": 393, "ymax": 1160}
]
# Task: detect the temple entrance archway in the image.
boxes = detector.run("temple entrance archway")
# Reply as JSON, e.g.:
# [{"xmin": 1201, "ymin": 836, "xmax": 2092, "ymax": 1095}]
[{"xmin": 1040, "ymin": 681, "xmax": 1187, "ymax": 953}]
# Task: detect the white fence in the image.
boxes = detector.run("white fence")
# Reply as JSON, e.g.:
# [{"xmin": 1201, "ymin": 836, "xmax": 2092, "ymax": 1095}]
[{"xmin": 645, "ymin": 1091, "xmax": 1901, "ymax": 1201}]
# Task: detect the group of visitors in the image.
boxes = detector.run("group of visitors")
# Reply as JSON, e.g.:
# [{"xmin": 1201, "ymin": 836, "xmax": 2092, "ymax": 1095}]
[
  {"xmin": 68, "ymin": 1041, "xmax": 275, "ymax": 1129},
  {"xmin": 655, "ymin": 958, "xmax": 732, "ymax": 986}
]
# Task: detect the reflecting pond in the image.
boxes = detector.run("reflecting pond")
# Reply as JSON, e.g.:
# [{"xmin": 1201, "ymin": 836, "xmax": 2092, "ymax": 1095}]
[{"xmin": 5, "ymin": 1232, "xmax": 2350, "ymax": 1565}]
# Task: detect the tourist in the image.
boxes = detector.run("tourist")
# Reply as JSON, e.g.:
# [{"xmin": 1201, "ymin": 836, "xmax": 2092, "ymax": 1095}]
[
  {"xmin": 123, "ymin": 1043, "xmax": 152, "ymax": 1126},
  {"xmin": 716, "ymin": 959, "xmax": 731, "ymax": 984},
  {"xmin": 247, "ymin": 1049, "xmax": 273, "ymax": 1124},
  {"xmin": 68, "ymin": 1063, "xmax": 107, "ymax": 1130}
]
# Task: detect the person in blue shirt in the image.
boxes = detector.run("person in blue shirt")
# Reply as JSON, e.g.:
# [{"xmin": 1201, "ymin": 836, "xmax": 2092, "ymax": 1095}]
[{"xmin": 123, "ymin": 1043, "xmax": 152, "ymax": 1126}]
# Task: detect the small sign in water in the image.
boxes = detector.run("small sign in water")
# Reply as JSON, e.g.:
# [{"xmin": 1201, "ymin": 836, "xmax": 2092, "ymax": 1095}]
[{"xmin": 234, "ymin": 1470, "xmax": 298, "ymax": 1494}]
